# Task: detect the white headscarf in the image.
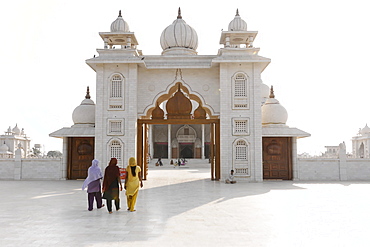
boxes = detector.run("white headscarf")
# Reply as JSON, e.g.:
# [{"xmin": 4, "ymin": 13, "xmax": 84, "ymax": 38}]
[{"xmin": 82, "ymin": 159, "xmax": 103, "ymax": 190}]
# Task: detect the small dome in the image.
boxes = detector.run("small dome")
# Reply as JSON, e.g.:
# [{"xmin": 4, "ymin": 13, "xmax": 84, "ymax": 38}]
[
  {"xmin": 194, "ymin": 104, "xmax": 206, "ymax": 119},
  {"xmin": 12, "ymin": 124, "xmax": 21, "ymax": 136},
  {"xmin": 160, "ymin": 8, "xmax": 198, "ymax": 55},
  {"xmin": 72, "ymin": 87, "xmax": 96, "ymax": 125},
  {"xmin": 228, "ymin": 9, "xmax": 248, "ymax": 31},
  {"xmin": 0, "ymin": 142, "xmax": 9, "ymax": 153},
  {"xmin": 262, "ymin": 87, "xmax": 288, "ymax": 125},
  {"xmin": 110, "ymin": 10, "xmax": 130, "ymax": 32},
  {"xmin": 152, "ymin": 102, "xmax": 165, "ymax": 119},
  {"xmin": 360, "ymin": 124, "xmax": 370, "ymax": 135}
]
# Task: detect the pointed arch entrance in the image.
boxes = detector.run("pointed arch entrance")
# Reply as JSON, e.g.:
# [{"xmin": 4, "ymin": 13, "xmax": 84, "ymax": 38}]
[{"xmin": 137, "ymin": 82, "xmax": 221, "ymax": 181}]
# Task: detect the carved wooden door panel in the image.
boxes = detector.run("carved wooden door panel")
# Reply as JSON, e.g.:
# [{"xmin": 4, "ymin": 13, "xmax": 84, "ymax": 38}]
[
  {"xmin": 263, "ymin": 137, "xmax": 292, "ymax": 180},
  {"xmin": 68, "ymin": 137, "xmax": 95, "ymax": 179}
]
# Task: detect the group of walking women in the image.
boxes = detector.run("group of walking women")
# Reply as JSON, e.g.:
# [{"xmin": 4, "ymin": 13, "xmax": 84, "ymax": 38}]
[{"xmin": 82, "ymin": 157, "xmax": 143, "ymax": 214}]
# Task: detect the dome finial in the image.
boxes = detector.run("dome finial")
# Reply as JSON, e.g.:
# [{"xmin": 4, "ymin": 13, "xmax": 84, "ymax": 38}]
[
  {"xmin": 118, "ymin": 10, "xmax": 122, "ymax": 17},
  {"xmin": 269, "ymin": 86, "xmax": 275, "ymax": 98},
  {"xmin": 236, "ymin": 9, "xmax": 240, "ymax": 16},
  {"xmin": 177, "ymin": 7, "xmax": 182, "ymax": 19},
  {"xmin": 86, "ymin": 86, "xmax": 91, "ymax": 99}
]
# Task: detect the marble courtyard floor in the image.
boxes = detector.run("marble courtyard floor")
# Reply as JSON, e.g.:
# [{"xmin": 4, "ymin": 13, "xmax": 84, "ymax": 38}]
[{"xmin": 1, "ymin": 160, "xmax": 370, "ymax": 247}]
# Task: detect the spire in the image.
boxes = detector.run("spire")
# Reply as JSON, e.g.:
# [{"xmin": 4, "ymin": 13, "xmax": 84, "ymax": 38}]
[
  {"xmin": 177, "ymin": 7, "xmax": 182, "ymax": 19},
  {"xmin": 118, "ymin": 10, "xmax": 122, "ymax": 17},
  {"xmin": 236, "ymin": 9, "xmax": 240, "ymax": 16},
  {"xmin": 269, "ymin": 86, "xmax": 275, "ymax": 98},
  {"xmin": 85, "ymin": 86, "xmax": 91, "ymax": 99}
]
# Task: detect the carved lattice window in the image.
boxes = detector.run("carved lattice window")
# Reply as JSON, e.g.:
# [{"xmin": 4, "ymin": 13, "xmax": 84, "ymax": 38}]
[
  {"xmin": 232, "ymin": 73, "xmax": 248, "ymax": 109},
  {"xmin": 235, "ymin": 140, "xmax": 248, "ymax": 160},
  {"xmin": 111, "ymin": 75, "xmax": 123, "ymax": 98},
  {"xmin": 110, "ymin": 140, "xmax": 122, "ymax": 161}
]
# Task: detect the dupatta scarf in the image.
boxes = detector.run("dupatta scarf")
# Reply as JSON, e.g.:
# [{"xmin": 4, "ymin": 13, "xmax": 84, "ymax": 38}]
[
  {"xmin": 102, "ymin": 158, "xmax": 120, "ymax": 192},
  {"xmin": 125, "ymin": 157, "xmax": 141, "ymax": 196},
  {"xmin": 82, "ymin": 159, "xmax": 103, "ymax": 190}
]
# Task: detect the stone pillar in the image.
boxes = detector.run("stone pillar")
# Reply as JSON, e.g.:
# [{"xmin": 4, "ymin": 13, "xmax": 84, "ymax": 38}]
[
  {"xmin": 14, "ymin": 148, "xmax": 22, "ymax": 180},
  {"xmin": 127, "ymin": 64, "xmax": 138, "ymax": 159},
  {"xmin": 339, "ymin": 142, "xmax": 347, "ymax": 181},
  {"xmin": 127, "ymin": 36, "xmax": 132, "ymax": 48},
  {"xmin": 201, "ymin": 124, "xmax": 205, "ymax": 159},
  {"xmin": 225, "ymin": 36, "xmax": 230, "ymax": 48},
  {"xmin": 292, "ymin": 137, "xmax": 299, "ymax": 181},
  {"xmin": 149, "ymin": 125, "xmax": 153, "ymax": 161},
  {"xmin": 168, "ymin": 124, "xmax": 171, "ymax": 159},
  {"xmin": 61, "ymin": 138, "xmax": 68, "ymax": 180},
  {"xmin": 252, "ymin": 67, "xmax": 263, "ymax": 182}
]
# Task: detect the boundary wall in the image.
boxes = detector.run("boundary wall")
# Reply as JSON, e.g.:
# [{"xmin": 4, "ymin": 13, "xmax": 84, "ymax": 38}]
[
  {"xmin": 2, "ymin": 152, "xmax": 370, "ymax": 181},
  {"xmin": 297, "ymin": 158, "xmax": 370, "ymax": 181},
  {"xmin": 0, "ymin": 155, "xmax": 64, "ymax": 180}
]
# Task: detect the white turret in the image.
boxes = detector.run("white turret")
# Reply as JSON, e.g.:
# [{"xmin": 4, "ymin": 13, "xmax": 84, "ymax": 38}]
[
  {"xmin": 99, "ymin": 10, "xmax": 138, "ymax": 50},
  {"xmin": 220, "ymin": 9, "xmax": 258, "ymax": 49}
]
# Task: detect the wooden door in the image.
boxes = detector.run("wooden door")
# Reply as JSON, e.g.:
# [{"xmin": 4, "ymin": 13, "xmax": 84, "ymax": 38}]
[
  {"xmin": 68, "ymin": 137, "xmax": 95, "ymax": 179},
  {"xmin": 263, "ymin": 137, "xmax": 292, "ymax": 180},
  {"xmin": 153, "ymin": 143, "xmax": 168, "ymax": 158}
]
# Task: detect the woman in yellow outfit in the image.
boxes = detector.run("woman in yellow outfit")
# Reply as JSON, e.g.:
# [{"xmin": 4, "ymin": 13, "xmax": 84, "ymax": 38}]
[{"xmin": 125, "ymin": 157, "xmax": 143, "ymax": 212}]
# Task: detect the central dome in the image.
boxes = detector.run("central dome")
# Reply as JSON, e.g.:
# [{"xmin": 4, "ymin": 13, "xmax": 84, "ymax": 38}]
[{"xmin": 160, "ymin": 8, "xmax": 198, "ymax": 55}]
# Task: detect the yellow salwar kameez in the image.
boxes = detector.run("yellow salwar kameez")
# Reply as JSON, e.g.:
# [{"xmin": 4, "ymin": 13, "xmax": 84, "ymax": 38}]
[{"xmin": 125, "ymin": 157, "xmax": 143, "ymax": 212}]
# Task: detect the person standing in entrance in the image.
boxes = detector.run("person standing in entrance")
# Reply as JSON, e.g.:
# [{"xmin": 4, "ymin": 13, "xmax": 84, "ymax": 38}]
[
  {"xmin": 82, "ymin": 159, "xmax": 104, "ymax": 211},
  {"xmin": 102, "ymin": 158, "xmax": 123, "ymax": 214},
  {"xmin": 125, "ymin": 157, "xmax": 143, "ymax": 212}
]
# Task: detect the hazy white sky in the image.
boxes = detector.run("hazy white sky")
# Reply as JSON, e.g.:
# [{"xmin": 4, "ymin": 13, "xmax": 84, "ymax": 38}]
[{"xmin": 1, "ymin": 0, "xmax": 369, "ymax": 155}]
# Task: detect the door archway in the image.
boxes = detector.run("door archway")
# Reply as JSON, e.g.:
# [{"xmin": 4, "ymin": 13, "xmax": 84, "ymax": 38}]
[
  {"xmin": 180, "ymin": 144, "xmax": 193, "ymax": 158},
  {"xmin": 137, "ymin": 82, "xmax": 220, "ymax": 181},
  {"xmin": 137, "ymin": 118, "xmax": 220, "ymax": 181}
]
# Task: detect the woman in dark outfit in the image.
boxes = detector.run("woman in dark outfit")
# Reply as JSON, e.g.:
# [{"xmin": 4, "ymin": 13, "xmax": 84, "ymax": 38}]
[{"xmin": 102, "ymin": 158, "xmax": 123, "ymax": 214}]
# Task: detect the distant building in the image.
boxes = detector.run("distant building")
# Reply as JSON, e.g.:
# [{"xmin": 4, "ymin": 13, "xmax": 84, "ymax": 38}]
[
  {"xmin": 352, "ymin": 124, "xmax": 370, "ymax": 158},
  {"xmin": 0, "ymin": 124, "xmax": 31, "ymax": 158},
  {"xmin": 322, "ymin": 145, "xmax": 340, "ymax": 158}
]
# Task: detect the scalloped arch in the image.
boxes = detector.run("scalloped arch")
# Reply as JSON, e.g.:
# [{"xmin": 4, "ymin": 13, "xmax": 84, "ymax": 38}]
[{"xmin": 141, "ymin": 82, "xmax": 216, "ymax": 119}]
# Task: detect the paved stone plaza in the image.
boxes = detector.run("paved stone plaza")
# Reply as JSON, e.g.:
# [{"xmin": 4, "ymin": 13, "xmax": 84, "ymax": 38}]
[{"xmin": 1, "ymin": 160, "xmax": 370, "ymax": 246}]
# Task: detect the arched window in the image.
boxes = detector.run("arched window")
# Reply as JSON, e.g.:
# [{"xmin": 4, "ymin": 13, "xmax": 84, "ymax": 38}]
[
  {"xmin": 233, "ymin": 139, "xmax": 249, "ymax": 175},
  {"xmin": 359, "ymin": 142, "xmax": 365, "ymax": 158},
  {"xmin": 109, "ymin": 74, "xmax": 124, "ymax": 110},
  {"xmin": 232, "ymin": 73, "xmax": 248, "ymax": 109},
  {"xmin": 234, "ymin": 74, "xmax": 247, "ymax": 97},
  {"xmin": 110, "ymin": 75, "xmax": 123, "ymax": 98},
  {"xmin": 235, "ymin": 140, "xmax": 248, "ymax": 160},
  {"xmin": 109, "ymin": 140, "xmax": 123, "ymax": 161}
]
